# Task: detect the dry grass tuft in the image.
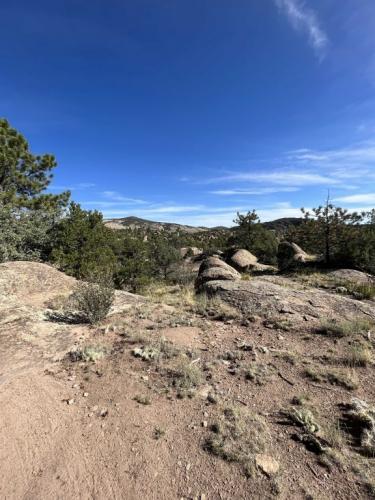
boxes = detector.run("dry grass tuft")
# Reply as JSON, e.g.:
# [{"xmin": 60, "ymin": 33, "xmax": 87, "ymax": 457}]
[
  {"xmin": 345, "ymin": 283, "xmax": 375, "ymax": 300},
  {"xmin": 274, "ymin": 350, "xmax": 298, "ymax": 365},
  {"xmin": 317, "ymin": 318, "xmax": 373, "ymax": 339},
  {"xmin": 244, "ymin": 363, "xmax": 275, "ymax": 385},
  {"xmin": 264, "ymin": 317, "xmax": 293, "ymax": 332},
  {"xmin": 204, "ymin": 405, "xmax": 268, "ymax": 477},
  {"xmin": 344, "ymin": 344, "xmax": 372, "ymax": 368},
  {"xmin": 323, "ymin": 420, "xmax": 345, "ymax": 450},
  {"xmin": 145, "ymin": 283, "xmax": 196, "ymax": 309},
  {"xmin": 194, "ymin": 294, "xmax": 241, "ymax": 321},
  {"xmin": 121, "ymin": 330, "xmax": 150, "ymax": 344},
  {"xmin": 132, "ymin": 337, "xmax": 180, "ymax": 362},
  {"xmin": 169, "ymin": 357, "xmax": 203, "ymax": 393},
  {"xmin": 304, "ymin": 366, "xmax": 359, "ymax": 390}
]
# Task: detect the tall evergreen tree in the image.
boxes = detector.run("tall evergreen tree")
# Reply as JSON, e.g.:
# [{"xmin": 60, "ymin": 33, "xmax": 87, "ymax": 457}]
[
  {"xmin": 49, "ymin": 202, "xmax": 117, "ymax": 279},
  {"xmin": 291, "ymin": 203, "xmax": 363, "ymax": 265},
  {"xmin": 230, "ymin": 210, "xmax": 278, "ymax": 264},
  {"xmin": 0, "ymin": 118, "xmax": 69, "ymax": 208}
]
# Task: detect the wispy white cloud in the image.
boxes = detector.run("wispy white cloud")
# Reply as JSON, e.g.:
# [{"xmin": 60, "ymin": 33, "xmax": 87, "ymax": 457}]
[
  {"xmin": 287, "ymin": 142, "xmax": 375, "ymax": 176},
  {"xmin": 200, "ymin": 141, "xmax": 375, "ymax": 191},
  {"xmin": 275, "ymin": 0, "xmax": 328, "ymax": 58},
  {"xmin": 101, "ymin": 190, "xmax": 147, "ymax": 204},
  {"xmin": 49, "ymin": 182, "xmax": 96, "ymax": 191},
  {"xmin": 85, "ymin": 203, "xmax": 207, "ymax": 216},
  {"xmin": 333, "ymin": 193, "xmax": 375, "ymax": 204},
  {"xmin": 210, "ymin": 187, "xmax": 299, "ymax": 196},
  {"xmin": 205, "ymin": 170, "xmax": 337, "ymax": 186}
]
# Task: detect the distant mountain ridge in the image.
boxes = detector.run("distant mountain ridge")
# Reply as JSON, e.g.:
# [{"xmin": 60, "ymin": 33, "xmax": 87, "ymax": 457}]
[{"xmin": 104, "ymin": 216, "xmax": 303, "ymax": 234}]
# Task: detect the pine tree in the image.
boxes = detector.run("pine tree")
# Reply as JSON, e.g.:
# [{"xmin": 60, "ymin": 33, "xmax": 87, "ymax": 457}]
[
  {"xmin": 294, "ymin": 203, "xmax": 363, "ymax": 265},
  {"xmin": 49, "ymin": 202, "xmax": 117, "ymax": 279},
  {"xmin": 0, "ymin": 118, "xmax": 69, "ymax": 208},
  {"xmin": 230, "ymin": 210, "xmax": 278, "ymax": 264}
]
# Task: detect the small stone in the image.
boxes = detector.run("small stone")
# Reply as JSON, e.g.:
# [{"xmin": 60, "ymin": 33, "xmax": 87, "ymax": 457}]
[
  {"xmin": 202, "ymin": 421, "xmax": 208, "ymax": 428},
  {"xmin": 141, "ymin": 375, "xmax": 149, "ymax": 381},
  {"xmin": 258, "ymin": 346, "xmax": 269, "ymax": 354},
  {"xmin": 83, "ymin": 392, "xmax": 89, "ymax": 397},
  {"xmin": 255, "ymin": 454, "xmax": 280, "ymax": 476},
  {"xmin": 100, "ymin": 408, "xmax": 108, "ymax": 417},
  {"xmin": 67, "ymin": 399, "xmax": 75, "ymax": 405},
  {"xmin": 279, "ymin": 307, "xmax": 293, "ymax": 314}
]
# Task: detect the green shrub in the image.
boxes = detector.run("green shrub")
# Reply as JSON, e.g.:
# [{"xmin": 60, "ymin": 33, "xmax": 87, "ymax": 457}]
[
  {"xmin": 0, "ymin": 204, "xmax": 58, "ymax": 263},
  {"xmin": 71, "ymin": 280, "xmax": 114, "ymax": 324}
]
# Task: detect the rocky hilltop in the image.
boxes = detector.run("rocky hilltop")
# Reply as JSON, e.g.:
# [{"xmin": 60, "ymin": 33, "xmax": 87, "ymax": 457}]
[
  {"xmin": 104, "ymin": 216, "xmax": 303, "ymax": 235},
  {"xmin": 1, "ymin": 259, "xmax": 375, "ymax": 499},
  {"xmin": 104, "ymin": 216, "xmax": 211, "ymax": 233}
]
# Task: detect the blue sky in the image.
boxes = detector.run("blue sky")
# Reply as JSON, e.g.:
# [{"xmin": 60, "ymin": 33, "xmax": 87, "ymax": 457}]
[{"xmin": 2, "ymin": 0, "xmax": 375, "ymax": 226}]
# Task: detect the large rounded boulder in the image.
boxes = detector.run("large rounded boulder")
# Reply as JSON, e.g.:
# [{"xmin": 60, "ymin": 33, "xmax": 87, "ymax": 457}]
[
  {"xmin": 195, "ymin": 257, "xmax": 241, "ymax": 290},
  {"xmin": 230, "ymin": 249, "xmax": 258, "ymax": 271}
]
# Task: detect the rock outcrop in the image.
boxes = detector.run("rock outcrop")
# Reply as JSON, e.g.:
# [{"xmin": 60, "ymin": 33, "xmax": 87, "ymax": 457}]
[
  {"xmin": 277, "ymin": 242, "xmax": 320, "ymax": 271},
  {"xmin": 328, "ymin": 269, "xmax": 375, "ymax": 286},
  {"xmin": 228, "ymin": 249, "xmax": 276, "ymax": 273},
  {"xmin": 230, "ymin": 249, "xmax": 258, "ymax": 271},
  {"xmin": 179, "ymin": 247, "xmax": 203, "ymax": 259},
  {"xmin": 0, "ymin": 261, "xmax": 145, "ymax": 383},
  {"xmin": 195, "ymin": 257, "xmax": 240, "ymax": 290},
  {"xmin": 201, "ymin": 275, "xmax": 375, "ymax": 323}
]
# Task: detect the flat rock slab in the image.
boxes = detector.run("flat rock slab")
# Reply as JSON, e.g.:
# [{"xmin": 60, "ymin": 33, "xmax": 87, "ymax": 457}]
[
  {"xmin": 203, "ymin": 277, "xmax": 375, "ymax": 323},
  {"xmin": 327, "ymin": 269, "xmax": 375, "ymax": 286}
]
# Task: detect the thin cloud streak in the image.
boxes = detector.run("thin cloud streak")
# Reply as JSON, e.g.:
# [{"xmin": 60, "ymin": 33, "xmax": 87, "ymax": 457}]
[
  {"xmin": 205, "ymin": 170, "xmax": 337, "ymax": 186},
  {"xmin": 210, "ymin": 187, "xmax": 299, "ymax": 196},
  {"xmin": 198, "ymin": 141, "xmax": 375, "ymax": 190},
  {"xmin": 275, "ymin": 0, "xmax": 328, "ymax": 58},
  {"xmin": 334, "ymin": 193, "xmax": 375, "ymax": 204},
  {"xmin": 49, "ymin": 182, "xmax": 96, "ymax": 191}
]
